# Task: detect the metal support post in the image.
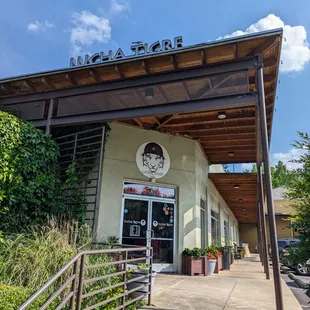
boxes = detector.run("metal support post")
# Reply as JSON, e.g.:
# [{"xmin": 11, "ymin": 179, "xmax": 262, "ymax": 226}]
[
  {"xmin": 256, "ymin": 206, "xmax": 262, "ymax": 263},
  {"xmin": 257, "ymin": 54, "xmax": 283, "ymax": 309},
  {"xmin": 258, "ymin": 164, "xmax": 270, "ymax": 279},
  {"xmin": 45, "ymin": 98, "xmax": 54, "ymax": 135}
]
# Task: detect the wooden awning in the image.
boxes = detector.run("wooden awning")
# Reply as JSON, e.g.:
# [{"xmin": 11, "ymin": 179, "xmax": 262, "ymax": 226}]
[
  {"xmin": 209, "ymin": 173, "xmax": 260, "ymax": 223},
  {"xmin": 0, "ymin": 29, "xmax": 282, "ymax": 165}
]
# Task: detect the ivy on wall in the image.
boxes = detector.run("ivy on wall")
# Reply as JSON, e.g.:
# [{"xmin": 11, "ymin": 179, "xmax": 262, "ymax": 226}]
[{"xmin": 0, "ymin": 111, "xmax": 86, "ymax": 232}]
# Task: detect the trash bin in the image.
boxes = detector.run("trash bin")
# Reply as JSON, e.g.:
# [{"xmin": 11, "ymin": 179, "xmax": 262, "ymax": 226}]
[{"xmin": 221, "ymin": 247, "xmax": 230, "ymax": 270}]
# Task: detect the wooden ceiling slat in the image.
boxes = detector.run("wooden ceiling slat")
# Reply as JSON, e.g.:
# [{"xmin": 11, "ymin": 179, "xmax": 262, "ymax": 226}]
[
  {"xmin": 209, "ymin": 173, "xmax": 258, "ymax": 223},
  {"xmin": 204, "ymin": 147, "xmax": 256, "ymax": 153},
  {"xmin": 201, "ymin": 139, "xmax": 256, "ymax": 147},
  {"xmin": 199, "ymin": 133, "xmax": 255, "ymax": 142}
]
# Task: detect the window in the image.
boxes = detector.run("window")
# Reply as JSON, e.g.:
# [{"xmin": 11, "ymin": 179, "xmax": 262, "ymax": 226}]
[
  {"xmin": 224, "ymin": 220, "xmax": 229, "ymax": 244},
  {"xmin": 211, "ymin": 209, "xmax": 219, "ymax": 245},
  {"xmin": 200, "ymin": 198, "xmax": 206, "ymax": 248}
]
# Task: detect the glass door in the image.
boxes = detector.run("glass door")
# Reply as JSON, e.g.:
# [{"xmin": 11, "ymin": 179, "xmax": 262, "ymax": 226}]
[
  {"xmin": 150, "ymin": 200, "xmax": 175, "ymax": 266},
  {"xmin": 122, "ymin": 195, "xmax": 176, "ymax": 272},
  {"xmin": 122, "ymin": 197, "xmax": 149, "ymax": 247}
]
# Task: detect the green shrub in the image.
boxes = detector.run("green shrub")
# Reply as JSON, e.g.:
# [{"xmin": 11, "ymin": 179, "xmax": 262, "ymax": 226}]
[
  {"xmin": 0, "ymin": 225, "xmax": 145, "ymax": 309},
  {"xmin": 0, "ymin": 284, "xmax": 58, "ymax": 310},
  {"xmin": 0, "ymin": 225, "xmax": 88, "ymax": 291},
  {"xmin": 182, "ymin": 247, "xmax": 202, "ymax": 258},
  {"xmin": 0, "ymin": 111, "xmax": 87, "ymax": 232}
]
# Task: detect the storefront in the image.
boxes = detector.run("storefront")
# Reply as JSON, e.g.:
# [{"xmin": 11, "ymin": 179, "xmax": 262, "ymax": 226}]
[
  {"xmin": 96, "ymin": 122, "xmax": 239, "ymax": 272},
  {"xmin": 0, "ymin": 28, "xmax": 285, "ymax": 306}
]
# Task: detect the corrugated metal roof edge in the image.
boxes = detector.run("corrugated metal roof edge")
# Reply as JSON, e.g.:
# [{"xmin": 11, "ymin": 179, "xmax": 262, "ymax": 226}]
[{"xmin": 0, "ymin": 28, "xmax": 283, "ymax": 83}]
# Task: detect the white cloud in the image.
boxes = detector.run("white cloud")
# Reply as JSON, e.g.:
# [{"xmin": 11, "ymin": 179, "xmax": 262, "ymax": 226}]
[
  {"xmin": 70, "ymin": 1, "xmax": 130, "ymax": 57},
  {"xmin": 272, "ymin": 148, "xmax": 306, "ymax": 170},
  {"xmin": 70, "ymin": 11, "xmax": 111, "ymax": 56},
  {"xmin": 218, "ymin": 14, "xmax": 310, "ymax": 73},
  {"xmin": 109, "ymin": 0, "xmax": 129, "ymax": 15},
  {"xmin": 27, "ymin": 20, "xmax": 54, "ymax": 32}
]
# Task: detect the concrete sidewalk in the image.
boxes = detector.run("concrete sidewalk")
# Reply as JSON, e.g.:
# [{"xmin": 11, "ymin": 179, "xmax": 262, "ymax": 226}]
[{"xmin": 143, "ymin": 256, "xmax": 302, "ymax": 310}]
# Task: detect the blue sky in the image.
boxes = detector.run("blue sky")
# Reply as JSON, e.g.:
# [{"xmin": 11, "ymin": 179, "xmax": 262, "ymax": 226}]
[{"xmin": 1, "ymin": 0, "xmax": 310, "ymax": 170}]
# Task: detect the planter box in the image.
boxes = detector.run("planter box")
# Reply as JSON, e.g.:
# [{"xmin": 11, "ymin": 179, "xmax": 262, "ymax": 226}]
[
  {"xmin": 214, "ymin": 255, "xmax": 223, "ymax": 274},
  {"xmin": 182, "ymin": 256, "xmax": 208, "ymax": 276}
]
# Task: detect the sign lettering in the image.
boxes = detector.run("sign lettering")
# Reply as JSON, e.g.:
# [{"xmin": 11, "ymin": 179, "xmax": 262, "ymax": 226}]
[{"xmin": 70, "ymin": 36, "xmax": 183, "ymax": 67}]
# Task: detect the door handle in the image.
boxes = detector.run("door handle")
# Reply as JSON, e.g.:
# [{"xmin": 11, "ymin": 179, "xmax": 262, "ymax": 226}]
[{"xmin": 150, "ymin": 230, "xmax": 154, "ymax": 239}]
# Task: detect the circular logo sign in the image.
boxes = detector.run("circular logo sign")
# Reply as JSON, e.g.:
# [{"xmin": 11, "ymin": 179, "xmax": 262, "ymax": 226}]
[{"xmin": 136, "ymin": 142, "xmax": 170, "ymax": 179}]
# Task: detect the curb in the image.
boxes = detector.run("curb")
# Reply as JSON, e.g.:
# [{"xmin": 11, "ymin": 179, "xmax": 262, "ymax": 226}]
[{"xmin": 288, "ymin": 272, "xmax": 310, "ymax": 289}]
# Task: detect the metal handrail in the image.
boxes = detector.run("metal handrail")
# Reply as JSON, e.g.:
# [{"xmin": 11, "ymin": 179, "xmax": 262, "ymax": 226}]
[{"xmin": 18, "ymin": 246, "xmax": 153, "ymax": 310}]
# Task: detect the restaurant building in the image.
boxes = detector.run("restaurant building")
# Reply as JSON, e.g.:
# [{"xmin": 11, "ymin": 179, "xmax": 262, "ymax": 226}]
[{"xmin": 0, "ymin": 29, "xmax": 284, "ymax": 308}]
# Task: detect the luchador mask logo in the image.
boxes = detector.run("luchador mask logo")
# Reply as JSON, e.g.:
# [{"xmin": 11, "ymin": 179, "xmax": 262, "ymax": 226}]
[
  {"xmin": 136, "ymin": 142, "xmax": 170, "ymax": 179},
  {"xmin": 142, "ymin": 142, "xmax": 165, "ymax": 174}
]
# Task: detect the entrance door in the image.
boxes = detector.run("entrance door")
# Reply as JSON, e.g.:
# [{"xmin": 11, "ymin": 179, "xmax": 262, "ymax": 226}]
[
  {"xmin": 122, "ymin": 197, "xmax": 149, "ymax": 247},
  {"xmin": 150, "ymin": 200, "xmax": 174, "ymax": 270},
  {"xmin": 122, "ymin": 196, "xmax": 175, "ymax": 272}
]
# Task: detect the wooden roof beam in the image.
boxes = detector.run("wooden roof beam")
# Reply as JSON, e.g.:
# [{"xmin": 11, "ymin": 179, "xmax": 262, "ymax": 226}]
[
  {"xmin": 247, "ymin": 36, "xmax": 280, "ymax": 56},
  {"xmin": 134, "ymin": 118, "xmax": 144, "ymax": 127},
  {"xmin": 23, "ymin": 80, "xmax": 36, "ymax": 92},
  {"xmin": 0, "ymin": 83, "xmax": 15, "ymax": 95},
  {"xmin": 65, "ymin": 74, "xmax": 77, "ymax": 86},
  {"xmin": 89, "ymin": 69, "xmax": 101, "ymax": 83},
  {"xmin": 249, "ymin": 74, "xmax": 274, "ymax": 84},
  {"xmin": 171, "ymin": 55, "xmax": 178, "ymax": 69},
  {"xmin": 115, "ymin": 65, "xmax": 124, "ymax": 78},
  {"xmin": 1, "ymin": 58, "xmax": 256, "ymax": 105},
  {"xmin": 203, "ymin": 145, "xmax": 256, "ymax": 151},
  {"xmin": 154, "ymin": 114, "xmax": 177, "ymax": 129},
  {"xmin": 41, "ymin": 77, "xmax": 55, "ymax": 89},
  {"xmin": 142, "ymin": 60, "xmax": 149, "ymax": 74},
  {"xmin": 153, "ymin": 117, "xmax": 161, "ymax": 126},
  {"xmin": 201, "ymin": 50, "xmax": 207, "ymax": 65}
]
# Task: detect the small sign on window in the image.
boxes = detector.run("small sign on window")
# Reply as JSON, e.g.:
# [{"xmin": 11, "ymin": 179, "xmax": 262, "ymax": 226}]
[{"xmin": 130, "ymin": 225, "xmax": 141, "ymax": 237}]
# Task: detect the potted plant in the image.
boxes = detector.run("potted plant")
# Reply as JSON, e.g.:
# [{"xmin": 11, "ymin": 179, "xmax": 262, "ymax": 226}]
[
  {"xmin": 206, "ymin": 252, "xmax": 217, "ymax": 275},
  {"xmin": 182, "ymin": 248, "xmax": 208, "ymax": 276},
  {"xmin": 205, "ymin": 246, "xmax": 222, "ymax": 273}
]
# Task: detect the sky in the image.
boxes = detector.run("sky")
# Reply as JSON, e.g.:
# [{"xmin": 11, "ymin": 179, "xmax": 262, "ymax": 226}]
[{"xmin": 1, "ymin": 0, "xmax": 310, "ymax": 171}]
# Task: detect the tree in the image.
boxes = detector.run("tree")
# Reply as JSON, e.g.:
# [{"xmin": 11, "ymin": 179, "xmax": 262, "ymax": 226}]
[
  {"xmin": 271, "ymin": 161, "xmax": 298, "ymax": 188},
  {"xmin": 244, "ymin": 164, "xmax": 257, "ymax": 173},
  {"xmin": 0, "ymin": 111, "xmax": 86, "ymax": 232},
  {"xmin": 222, "ymin": 164, "xmax": 229, "ymax": 172},
  {"xmin": 285, "ymin": 132, "xmax": 310, "ymax": 262},
  {"xmin": 243, "ymin": 161, "xmax": 298, "ymax": 188}
]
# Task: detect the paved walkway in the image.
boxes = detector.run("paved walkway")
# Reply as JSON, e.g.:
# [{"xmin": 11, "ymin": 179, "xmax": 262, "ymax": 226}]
[{"xmin": 143, "ymin": 256, "xmax": 302, "ymax": 310}]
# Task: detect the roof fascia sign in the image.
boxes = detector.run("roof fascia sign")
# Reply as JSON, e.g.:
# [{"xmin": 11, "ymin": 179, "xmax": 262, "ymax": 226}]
[{"xmin": 70, "ymin": 36, "xmax": 183, "ymax": 67}]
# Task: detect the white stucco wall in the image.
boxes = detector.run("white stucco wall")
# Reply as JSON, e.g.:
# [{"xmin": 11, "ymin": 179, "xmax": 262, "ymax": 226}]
[{"xmin": 97, "ymin": 123, "xmax": 239, "ymax": 272}]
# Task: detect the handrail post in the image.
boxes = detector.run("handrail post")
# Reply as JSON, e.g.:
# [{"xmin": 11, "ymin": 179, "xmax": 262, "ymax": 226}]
[
  {"xmin": 76, "ymin": 254, "xmax": 86, "ymax": 310},
  {"xmin": 148, "ymin": 247, "xmax": 153, "ymax": 306},
  {"xmin": 69, "ymin": 260, "xmax": 79, "ymax": 310},
  {"xmin": 122, "ymin": 250, "xmax": 128, "ymax": 309}
]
